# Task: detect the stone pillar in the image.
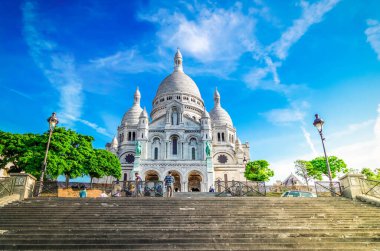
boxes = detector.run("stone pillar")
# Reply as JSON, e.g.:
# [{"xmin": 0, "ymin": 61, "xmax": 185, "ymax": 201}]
[
  {"xmin": 339, "ymin": 173, "xmax": 365, "ymax": 200},
  {"xmin": 130, "ymin": 156, "xmax": 141, "ymax": 180},
  {"xmin": 10, "ymin": 173, "xmax": 36, "ymax": 200},
  {"xmin": 206, "ymin": 157, "xmax": 214, "ymax": 191}
]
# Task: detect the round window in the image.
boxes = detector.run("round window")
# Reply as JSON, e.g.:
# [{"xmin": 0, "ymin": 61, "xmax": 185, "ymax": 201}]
[
  {"xmin": 125, "ymin": 154, "xmax": 135, "ymax": 164},
  {"xmin": 218, "ymin": 154, "xmax": 228, "ymax": 164}
]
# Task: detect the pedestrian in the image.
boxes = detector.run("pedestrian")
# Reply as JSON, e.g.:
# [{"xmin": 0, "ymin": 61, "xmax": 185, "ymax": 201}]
[
  {"xmin": 135, "ymin": 172, "xmax": 143, "ymax": 197},
  {"xmin": 79, "ymin": 185, "xmax": 87, "ymax": 198},
  {"xmin": 100, "ymin": 190, "xmax": 108, "ymax": 198},
  {"xmin": 164, "ymin": 171, "xmax": 175, "ymax": 197},
  {"xmin": 209, "ymin": 185, "xmax": 215, "ymax": 193},
  {"xmin": 112, "ymin": 180, "xmax": 121, "ymax": 197}
]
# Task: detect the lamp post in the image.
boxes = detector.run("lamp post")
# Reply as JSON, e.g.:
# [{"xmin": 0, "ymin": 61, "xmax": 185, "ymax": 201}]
[
  {"xmin": 313, "ymin": 114, "xmax": 334, "ymax": 196},
  {"xmin": 38, "ymin": 112, "xmax": 59, "ymax": 196}
]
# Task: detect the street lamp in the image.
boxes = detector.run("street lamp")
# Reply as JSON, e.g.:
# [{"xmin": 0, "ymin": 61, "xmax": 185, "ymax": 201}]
[
  {"xmin": 37, "ymin": 112, "xmax": 59, "ymax": 196},
  {"xmin": 313, "ymin": 114, "xmax": 334, "ymax": 196}
]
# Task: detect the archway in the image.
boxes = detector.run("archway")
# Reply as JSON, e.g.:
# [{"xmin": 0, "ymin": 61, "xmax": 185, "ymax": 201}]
[
  {"xmin": 188, "ymin": 171, "xmax": 202, "ymax": 192},
  {"xmin": 145, "ymin": 170, "xmax": 160, "ymax": 181},
  {"xmin": 168, "ymin": 170, "xmax": 181, "ymax": 192}
]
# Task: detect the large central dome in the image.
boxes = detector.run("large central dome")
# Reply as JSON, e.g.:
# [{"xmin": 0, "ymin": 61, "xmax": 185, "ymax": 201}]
[
  {"xmin": 154, "ymin": 49, "xmax": 202, "ymax": 100},
  {"xmin": 155, "ymin": 71, "xmax": 202, "ymax": 99}
]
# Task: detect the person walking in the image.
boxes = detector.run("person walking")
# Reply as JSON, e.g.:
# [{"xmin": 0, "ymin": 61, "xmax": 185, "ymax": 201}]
[
  {"xmin": 79, "ymin": 185, "xmax": 87, "ymax": 198},
  {"xmin": 164, "ymin": 171, "xmax": 175, "ymax": 198},
  {"xmin": 135, "ymin": 172, "xmax": 143, "ymax": 197}
]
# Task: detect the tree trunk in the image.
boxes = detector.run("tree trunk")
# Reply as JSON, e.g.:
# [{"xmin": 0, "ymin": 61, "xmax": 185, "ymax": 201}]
[
  {"xmin": 90, "ymin": 176, "xmax": 93, "ymax": 189},
  {"xmin": 65, "ymin": 174, "xmax": 70, "ymax": 189}
]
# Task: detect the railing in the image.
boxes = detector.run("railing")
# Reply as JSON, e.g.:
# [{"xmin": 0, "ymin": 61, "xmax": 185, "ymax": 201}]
[
  {"xmin": 215, "ymin": 180, "xmax": 266, "ymax": 197},
  {"xmin": 0, "ymin": 177, "xmax": 16, "ymax": 198},
  {"xmin": 360, "ymin": 178, "xmax": 380, "ymax": 199},
  {"xmin": 265, "ymin": 185, "xmax": 315, "ymax": 194},
  {"xmin": 112, "ymin": 181, "xmax": 164, "ymax": 197},
  {"xmin": 33, "ymin": 181, "xmax": 59, "ymax": 197},
  {"xmin": 314, "ymin": 181, "xmax": 342, "ymax": 197}
]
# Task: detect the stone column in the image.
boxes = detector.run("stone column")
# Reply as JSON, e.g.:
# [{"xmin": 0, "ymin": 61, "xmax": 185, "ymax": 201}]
[
  {"xmin": 130, "ymin": 156, "xmax": 141, "ymax": 180},
  {"xmin": 339, "ymin": 173, "xmax": 365, "ymax": 200},
  {"xmin": 10, "ymin": 173, "xmax": 36, "ymax": 200},
  {"xmin": 206, "ymin": 157, "xmax": 214, "ymax": 191}
]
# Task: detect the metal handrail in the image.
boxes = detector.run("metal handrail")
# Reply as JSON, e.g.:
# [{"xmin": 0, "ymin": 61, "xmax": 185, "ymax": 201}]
[
  {"xmin": 112, "ymin": 180, "xmax": 164, "ymax": 197},
  {"xmin": 215, "ymin": 180, "xmax": 266, "ymax": 197},
  {"xmin": 314, "ymin": 181, "xmax": 342, "ymax": 197},
  {"xmin": 0, "ymin": 177, "xmax": 16, "ymax": 198},
  {"xmin": 359, "ymin": 178, "xmax": 380, "ymax": 198}
]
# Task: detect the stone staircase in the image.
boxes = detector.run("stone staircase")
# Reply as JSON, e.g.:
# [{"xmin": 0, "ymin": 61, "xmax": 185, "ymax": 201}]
[{"xmin": 0, "ymin": 197, "xmax": 380, "ymax": 250}]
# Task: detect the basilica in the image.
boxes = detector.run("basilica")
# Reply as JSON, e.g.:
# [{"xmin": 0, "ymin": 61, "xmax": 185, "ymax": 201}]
[{"xmin": 106, "ymin": 49, "xmax": 250, "ymax": 192}]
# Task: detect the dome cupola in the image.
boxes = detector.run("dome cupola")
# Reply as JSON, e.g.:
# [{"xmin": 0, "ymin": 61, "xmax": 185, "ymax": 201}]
[
  {"xmin": 209, "ymin": 88, "xmax": 233, "ymax": 127},
  {"xmin": 121, "ymin": 87, "xmax": 143, "ymax": 125}
]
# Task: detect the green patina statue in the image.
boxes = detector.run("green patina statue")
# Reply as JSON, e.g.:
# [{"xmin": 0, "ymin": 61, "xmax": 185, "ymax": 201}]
[
  {"xmin": 135, "ymin": 141, "xmax": 142, "ymax": 156},
  {"xmin": 205, "ymin": 141, "xmax": 212, "ymax": 157}
]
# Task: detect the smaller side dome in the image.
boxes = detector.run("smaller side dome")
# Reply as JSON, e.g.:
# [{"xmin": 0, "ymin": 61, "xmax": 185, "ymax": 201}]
[
  {"xmin": 209, "ymin": 88, "xmax": 233, "ymax": 127},
  {"xmin": 121, "ymin": 87, "xmax": 143, "ymax": 125},
  {"xmin": 111, "ymin": 136, "xmax": 118, "ymax": 148},
  {"xmin": 202, "ymin": 109, "xmax": 210, "ymax": 118},
  {"xmin": 139, "ymin": 107, "xmax": 148, "ymax": 118}
]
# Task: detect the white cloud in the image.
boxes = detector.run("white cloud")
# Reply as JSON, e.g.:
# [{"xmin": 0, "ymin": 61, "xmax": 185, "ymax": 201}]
[
  {"xmin": 268, "ymin": 104, "xmax": 380, "ymax": 183},
  {"xmin": 301, "ymin": 126, "xmax": 318, "ymax": 155},
  {"xmin": 22, "ymin": 1, "xmax": 83, "ymax": 126},
  {"xmin": 365, "ymin": 19, "xmax": 380, "ymax": 60},
  {"xmin": 22, "ymin": 1, "xmax": 112, "ymax": 138},
  {"xmin": 270, "ymin": 0, "xmax": 340, "ymax": 60},
  {"xmin": 138, "ymin": 3, "xmax": 257, "ymax": 70},
  {"xmin": 261, "ymin": 101, "xmax": 309, "ymax": 125},
  {"xmin": 90, "ymin": 49, "xmax": 166, "ymax": 73},
  {"xmin": 329, "ymin": 119, "xmax": 375, "ymax": 140},
  {"xmin": 245, "ymin": 0, "xmax": 340, "ymax": 91}
]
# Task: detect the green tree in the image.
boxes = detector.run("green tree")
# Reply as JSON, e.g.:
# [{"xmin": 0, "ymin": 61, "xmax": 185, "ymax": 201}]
[
  {"xmin": 309, "ymin": 156, "xmax": 348, "ymax": 180},
  {"xmin": 294, "ymin": 160, "xmax": 313, "ymax": 188},
  {"xmin": 0, "ymin": 128, "xmax": 115, "ymax": 187},
  {"xmin": 88, "ymin": 149, "xmax": 121, "ymax": 187},
  {"xmin": 361, "ymin": 168, "xmax": 380, "ymax": 181},
  {"xmin": 244, "ymin": 160, "xmax": 274, "ymax": 182}
]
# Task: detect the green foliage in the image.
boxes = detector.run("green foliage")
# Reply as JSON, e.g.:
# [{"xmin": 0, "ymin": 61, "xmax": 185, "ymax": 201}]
[
  {"xmin": 0, "ymin": 128, "xmax": 121, "ymax": 181},
  {"xmin": 244, "ymin": 160, "xmax": 274, "ymax": 181},
  {"xmin": 88, "ymin": 149, "xmax": 121, "ymax": 181},
  {"xmin": 294, "ymin": 160, "xmax": 313, "ymax": 186},
  {"xmin": 309, "ymin": 156, "xmax": 348, "ymax": 180},
  {"xmin": 361, "ymin": 168, "xmax": 380, "ymax": 181}
]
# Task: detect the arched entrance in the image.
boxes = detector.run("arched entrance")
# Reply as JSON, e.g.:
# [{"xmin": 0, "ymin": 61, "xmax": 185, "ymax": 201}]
[
  {"xmin": 169, "ymin": 170, "xmax": 181, "ymax": 192},
  {"xmin": 188, "ymin": 171, "xmax": 202, "ymax": 192},
  {"xmin": 145, "ymin": 170, "xmax": 160, "ymax": 181}
]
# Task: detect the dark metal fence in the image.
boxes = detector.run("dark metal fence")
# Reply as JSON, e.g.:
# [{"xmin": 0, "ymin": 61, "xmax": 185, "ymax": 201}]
[
  {"xmin": 360, "ymin": 178, "xmax": 380, "ymax": 199},
  {"xmin": 0, "ymin": 177, "xmax": 16, "ymax": 198},
  {"xmin": 215, "ymin": 180, "xmax": 266, "ymax": 197},
  {"xmin": 314, "ymin": 181, "xmax": 342, "ymax": 197},
  {"xmin": 112, "ymin": 180, "xmax": 164, "ymax": 197},
  {"xmin": 265, "ymin": 185, "xmax": 315, "ymax": 193},
  {"xmin": 33, "ymin": 181, "xmax": 59, "ymax": 197}
]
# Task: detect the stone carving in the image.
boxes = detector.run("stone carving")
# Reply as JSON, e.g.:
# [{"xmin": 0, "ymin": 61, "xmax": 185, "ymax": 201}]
[
  {"xmin": 206, "ymin": 141, "xmax": 212, "ymax": 157},
  {"xmin": 135, "ymin": 141, "xmax": 142, "ymax": 156}
]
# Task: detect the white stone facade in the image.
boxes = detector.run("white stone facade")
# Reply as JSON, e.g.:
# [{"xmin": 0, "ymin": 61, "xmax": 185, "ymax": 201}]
[{"xmin": 106, "ymin": 49, "xmax": 250, "ymax": 192}]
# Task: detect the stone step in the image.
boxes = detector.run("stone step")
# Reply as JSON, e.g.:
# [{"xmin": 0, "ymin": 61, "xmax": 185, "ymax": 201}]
[{"xmin": 0, "ymin": 242, "xmax": 379, "ymax": 250}]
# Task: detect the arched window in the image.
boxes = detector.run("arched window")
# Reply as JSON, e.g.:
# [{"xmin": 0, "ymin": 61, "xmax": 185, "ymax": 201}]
[
  {"xmin": 132, "ymin": 132, "xmax": 136, "ymax": 141},
  {"xmin": 171, "ymin": 107, "xmax": 179, "ymax": 125},
  {"xmin": 154, "ymin": 147, "xmax": 158, "ymax": 160},
  {"xmin": 221, "ymin": 133, "xmax": 225, "ymax": 142},
  {"xmin": 128, "ymin": 132, "xmax": 132, "ymax": 141},
  {"xmin": 217, "ymin": 133, "xmax": 221, "ymax": 142},
  {"xmin": 172, "ymin": 136, "xmax": 178, "ymax": 155},
  {"xmin": 192, "ymin": 147, "xmax": 196, "ymax": 160}
]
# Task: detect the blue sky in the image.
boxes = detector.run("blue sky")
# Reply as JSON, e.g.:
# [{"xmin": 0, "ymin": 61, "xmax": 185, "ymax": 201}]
[{"xmin": 1, "ymin": 0, "xmax": 380, "ymax": 183}]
